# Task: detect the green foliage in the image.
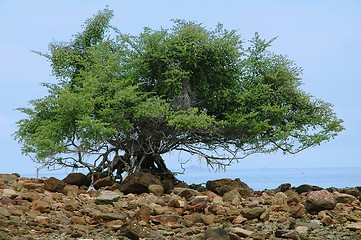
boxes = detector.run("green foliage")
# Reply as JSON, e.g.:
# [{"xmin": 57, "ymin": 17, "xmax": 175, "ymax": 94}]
[{"xmin": 14, "ymin": 9, "xmax": 344, "ymax": 174}]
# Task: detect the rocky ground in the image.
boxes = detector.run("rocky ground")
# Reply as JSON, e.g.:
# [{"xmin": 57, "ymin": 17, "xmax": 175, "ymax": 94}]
[{"xmin": 1, "ymin": 172, "xmax": 361, "ymax": 240}]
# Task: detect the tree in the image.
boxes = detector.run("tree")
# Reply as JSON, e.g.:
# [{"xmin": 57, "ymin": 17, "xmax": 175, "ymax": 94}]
[{"xmin": 14, "ymin": 9, "xmax": 344, "ymax": 183}]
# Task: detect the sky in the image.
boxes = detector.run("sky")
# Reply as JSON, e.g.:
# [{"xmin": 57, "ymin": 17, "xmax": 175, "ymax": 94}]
[{"xmin": 1, "ymin": 0, "xmax": 360, "ymax": 177}]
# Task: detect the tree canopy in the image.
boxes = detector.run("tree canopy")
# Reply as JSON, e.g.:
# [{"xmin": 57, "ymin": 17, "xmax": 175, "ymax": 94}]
[{"xmin": 14, "ymin": 8, "xmax": 344, "ymax": 182}]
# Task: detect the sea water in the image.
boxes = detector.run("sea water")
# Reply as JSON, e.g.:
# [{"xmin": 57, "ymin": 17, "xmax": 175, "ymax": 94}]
[{"xmin": 172, "ymin": 166, "xmax": 361, "ymax": 191}]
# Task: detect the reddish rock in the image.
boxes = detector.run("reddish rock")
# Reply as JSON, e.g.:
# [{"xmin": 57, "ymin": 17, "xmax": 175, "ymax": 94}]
[
  {"xmin": 305, "ymin": 190, "xmax": 337, "ymax": 212},
  {"xmin": 44, "ymin": 177, "xmax": 66, "ymax": 193},
  {"xmin": 206, "ymin": 178, "xmax": 253, "ymax": 197},
  {"xmin": 118, "ymin": 171, "xmax": 161, "ymax": 194},
  {"xmin": 93, "ymin": 176, "xmax": 114, "ymax": 189},
  {"xmin": 151, "ymin": 214, "xmax": 182, "ymax": 225},
  {"xmin": 63, "ymin": 173, "xmax": 91, "ymax": 187},
  {"xmin": 31, "ymin": 196, "xmax": 52, "ymax": 213}
]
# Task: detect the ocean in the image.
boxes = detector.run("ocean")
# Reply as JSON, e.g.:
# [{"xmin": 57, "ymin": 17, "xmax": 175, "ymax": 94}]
[
  {"xmin": 22, "ymin": 166, "xmax": 361, "ymax": 191},
  {"xmin": 172, "ymin": 166, "xmax": 361, "ymax": 191}
]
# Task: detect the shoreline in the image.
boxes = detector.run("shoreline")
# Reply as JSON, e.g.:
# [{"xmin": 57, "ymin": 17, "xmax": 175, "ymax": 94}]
[{"xmin": 1, "ymin": 173, "xmax": 361, "ymax": 239}]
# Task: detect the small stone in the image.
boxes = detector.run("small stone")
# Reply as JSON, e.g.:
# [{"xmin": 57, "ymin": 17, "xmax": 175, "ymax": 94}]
[
  {"xmin": 281, "ymin": 230, "xmax": 300, "ymax": 240},
  {"xmin": 233, "ymin": 215, "xmax": 247, "ymax": 224},
  {"xmin": 148, "ymin": 184, "xmax": 164, "ymax": 196},
  {"xmin": 151, "ymin": 214, "xmax": 182, "ymax": 225},
  {"xmin": 295, "ymin": 226, "xmax": 308, "ymax": 238},
  {"xmin": 244, "ymin": 207, "xmax": 266, "ymax": 220},
  {"xmin": 64, "ymin": 198, "xmax": 78, "ymax": 211},
  {"xmin": 229, "ymin": 227, "xmax": 253, "ymax": 237},
  {"xmin": 31, "ymin": 196, "xmax": 52, "ymax": 213},
  {"xmin": 334, "ymin": 192, "xmax": 357, "ymax": 204},
  {"xmin": 70, "ymin": 216, "xmax": 87, "ymax": 225},
  {"xmin": 204, "ymin": 227, "xmax": 231, "ymax": 240},
  {"xmin": 1, "ymin": 188, "xmax": 18, "ymax": 199},
  {"xmin": 173, "ymin": 187, "xmax": 200, "ymax": 200},
  {"xmin": 200, "ymin": 214, "xmax": 215, "ymax": 225},
  {"xmin": 106, "ymin": 220, "xmax": 123, "ymax": 229},
  {"xmin": 290, "ymin": 204, "xmax": 306, "ymax": 219},
  {"xmin": 95, "ymin": 190, "xmax": 121, "ymax": 204},
  {"xmin": 346, "ymin": 222, "xmax": 361, "ymax": 231}
]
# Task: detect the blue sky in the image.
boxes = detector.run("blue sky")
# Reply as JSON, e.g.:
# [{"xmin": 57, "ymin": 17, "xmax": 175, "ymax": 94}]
[{"xmin": 1, "ymin": 0, "xmax": 360, "ymax": 177}]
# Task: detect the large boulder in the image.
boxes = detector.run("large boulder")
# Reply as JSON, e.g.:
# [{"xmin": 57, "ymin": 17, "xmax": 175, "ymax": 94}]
[
  {"xmin": 44, "ymin": 177, "xmax": 66, "ymax": 193},
  {"xmin": 63, "ymin": 173, "xmax": 91, "ymax": 187},
  {"xmin": 206, "ymin": 178, "xmax": 253, "ymax": 197},
  {"xmin": 305, "ymin": 190, "xmax": 337, "ymax": 212},
  {"xmin": 118, "ymin": 171, "xmax": 161, "ymax": 194}
]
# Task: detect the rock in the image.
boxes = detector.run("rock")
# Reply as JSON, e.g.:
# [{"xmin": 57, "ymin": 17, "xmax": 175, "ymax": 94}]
[
  {"xmin": 272, "ymin": 192, "xmax": 288, "ymax": 205},
  {"xmin": 151, "ymin": 214, "xmax": 182, "ymax": 225},
  {"xmin": 346, "ymin": 222, "xmax": 361, "ymax": 231},
  {"xmin": 31, "ymin": 196, "xmax": 52, "ymax": 213},
  {"xmin": 342, "ymin": 188, "xmax": 360, "ymax": 198},
  {"xmin": 63, "ymin": 184, "xmax": 79, "ymax": 198},
  {"xmin": 0, "ymin": 174, "xmax": 18, "ymax": 184},
  {"xmin": 20, "ymin": 191, "xmax": 41, "ymax": 202},
  {"xmin": 223, "ymin": 189, "xmax": 241, "ymax": 202},
  {"xmin": 244, "ymin": 207, "xmax": 266, "ymax": 220},
  {"xmin": 204, "ymin": 227, "xmax": 231, "ymax": 240},
  {"xmin": 290, "ymin": 204, "xmax": 306, "ymax": 219},
  {"xmin": 206, "ymin": 178, "xmax": 253, "ymax": 197},
  {"xmin": 93, "ymin": 212, "xmax": 127, "ymax": 221},
  {"xmin": 295, "ymin": 184, "xmax": 322, "ymax": 194},
  {"xmin": 95, "ymin": 190, "xmax": 121, "ymax": 205},
  {"xmin": 64, "ymin": 198, "xmax": 78, "ymax": 211},
  {"xmin": 148, "ymin": 184, "xmax": 164, "ymax": 196},
  {"xmin": 20, "ymin": 180, "xmax": 44, "ymax": 191},
  {"xmin": 305, "ymin": 190, "xmax": 337, "ymax": 211},
  {"xmin": 44, "ymin": 177, "xmax": 66, "ymax": 192},
  {"xmin": 93, "ymin": 176, "xmax": 113, "ymax": 189},
  {"xmin": 277, "ymin": 183, "xmax": 292, "ymax": 192},
  {"xmin": 281, "ymin": 230, "xmax": 300, "ymax": 240},
  {"xmin": 118, "ymin": 221, "xmax": 164, "ymax": 239},
  {"xmin": 334, "ymin": 192, "xmax": 357, "ymax": 204},
  {"xmin": 295, "ymin": 226, "xmax": 309, "ymax": 238},
  {"xmin": 70, "ymin": 216, "xmax": 87, "ymax": 225},
  {"xmin": 201, "ymin": 214, "xmax": 215, "ymax": 225},
  {"xmin": 1, "ymin": 188, "xmax": 18, "ymax": 199},
  {"xmin": 174, "ymin": 187, "xmax": 200, "ymax": 200},
  {"xmin": 285, "ymin": 190, "xmax": 302, "ymax": 205},
  {"xmin": 187, "ymin": 195, "xmax": 209, "ymax": 212},
  {"xmin": 229, "ymin": 227, "xmax": 253, "ymax": 238},
  {"xmin": 161, "ymin": 179, "xmax": 174, "ymax": 194},
  {"xmin": 63, "ymin": 173, "xmax": 91, "ymax": 187},
  {"xmin": 118, "ymin": 171, "xmax": 161, "ymax": 194},
  {"xmin": 233, "ymin": 215, "xmax": 247, "ymax": 224}
]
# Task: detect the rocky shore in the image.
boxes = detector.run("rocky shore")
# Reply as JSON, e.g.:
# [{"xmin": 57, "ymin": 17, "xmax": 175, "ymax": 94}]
[{"xmin": 1, "ymin": 172, "xmax": 361, "ymax": 239}]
